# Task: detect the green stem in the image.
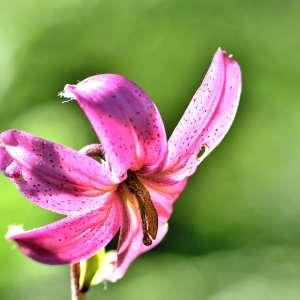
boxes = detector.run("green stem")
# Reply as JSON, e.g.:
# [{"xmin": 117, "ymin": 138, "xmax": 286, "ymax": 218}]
[{"xmin": 70, "ymin": 263, "xmax": 86, "ymax": 300}]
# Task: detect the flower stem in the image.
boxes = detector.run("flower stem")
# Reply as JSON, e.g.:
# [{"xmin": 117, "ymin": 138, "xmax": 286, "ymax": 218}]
[{"xmin": 70, "ymin": 263, "xmax": 86, "ymax": 300}]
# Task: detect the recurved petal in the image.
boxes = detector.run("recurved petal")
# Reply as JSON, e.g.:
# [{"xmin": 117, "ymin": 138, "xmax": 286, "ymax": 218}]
[
  {"xmin": 6, "ymin": 194, "xmax": 121, "ymax": 265},
  {"xmin": 0, "ymin": 130, "xmax": 117, "ymax": 215},
  {"xmin": 166, "ymin": 48, "xmax": 241, "ymax": 179},
  {"xmin": 60, "ymin": 74, "xmax": 167, "ymax": 180},
  {"xmin": 106, "ymin": 198, "xmax": 168, "ymax": 282}
]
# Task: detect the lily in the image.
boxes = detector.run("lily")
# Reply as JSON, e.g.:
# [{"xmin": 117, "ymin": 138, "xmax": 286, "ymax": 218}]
[{"xmin": 0, "ymin": 48, "xmax": 241, "ymax": 284}]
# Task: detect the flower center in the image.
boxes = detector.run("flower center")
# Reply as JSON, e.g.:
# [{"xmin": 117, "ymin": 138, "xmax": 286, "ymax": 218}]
[
  {"xmin": 79, "ymin": 144, "xmax": 158, "ymax": 246},
  {"xmin": 124, "ymin": 171, "xmax": 158, "ymax": 246}
]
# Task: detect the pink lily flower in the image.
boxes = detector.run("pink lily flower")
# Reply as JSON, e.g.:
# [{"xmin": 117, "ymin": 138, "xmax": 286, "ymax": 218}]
[{"xmin": 0, "ymin": 48, "xmax": 241, "ymax": 282}]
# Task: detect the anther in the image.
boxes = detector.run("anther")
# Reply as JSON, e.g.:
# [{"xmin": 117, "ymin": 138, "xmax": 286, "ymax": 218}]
[
  {"xmin": 79, "ymin": 144, "xmax": 105, "ymax": 159},
  {"xmin": 125, "ymin": 171, "xmax": 158, "ymax": 246}
]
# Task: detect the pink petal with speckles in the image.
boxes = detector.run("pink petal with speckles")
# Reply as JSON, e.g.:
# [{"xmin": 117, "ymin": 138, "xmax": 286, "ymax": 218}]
[
  {"xmin": 106, "ymin": 199, "xmax": 168, "ymax": 282},
  {"xmin": 60, "ymin": 74, "xmax": 167, "ymax": 180},
  {"xmin": 166, "ymin": 48, "xmax": 241, "ymax": 179},
  {"xmin": 6, "ymin": 194, "xmax": 121, "ymax": 265},
  {"xmin": 0, "ymin": 130, "xmax": 117, "ymax": 215}
]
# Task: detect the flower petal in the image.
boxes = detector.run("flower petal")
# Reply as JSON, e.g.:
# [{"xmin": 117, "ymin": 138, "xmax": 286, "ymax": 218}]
[
  {"xmin": 6, "ymin": 194, "xmax": 121, "ymax": 265},
  {"xmin": 0, "ymin": 130, "xmax": 117, "ymax": 215},
  {"xmin": 60, "ymin": 74, "xmax": 167, "ymax": 180},
  {"xmin": 105, "ymin": 198, "xmax": 168, "ymax": 282},
  {"xmin": 166, "ymin": 49, "xmax": 242, "ymax": 179}
]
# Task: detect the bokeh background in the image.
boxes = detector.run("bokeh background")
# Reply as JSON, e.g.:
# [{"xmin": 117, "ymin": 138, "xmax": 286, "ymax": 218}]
[{"xmin": 1, "ymin": 0, "xmax": 300, "ymax": 299}]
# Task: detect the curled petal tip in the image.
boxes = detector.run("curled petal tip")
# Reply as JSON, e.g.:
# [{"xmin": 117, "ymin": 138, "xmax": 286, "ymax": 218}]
[
  {"xmin": 217, "ymin": 47, "xmax": 231, "ymax": 56},
  {"xmin": 0, "ymin": 140, "xmax": 12, "ymax": 172},
  {"xmin": 59, "ymin": 84, "xmax": 77, "ymax": 102},
  {"xmin": 6, "ymin": 225, "xmax": 25, "ymax": 240},
  {"xmin": 216, "ymin": 47, "xmax": 237, "ymax": 60},
  {"xmin": 1, "ymin": 130, "xmax": 17, "ymax": 146},
  {"xmin": 2, "ymin": 160, "xmax": 22, "ymax": 179},
  {"xmin": 64, "ymin": 84, "xmax": 77, "ymax": 93}
]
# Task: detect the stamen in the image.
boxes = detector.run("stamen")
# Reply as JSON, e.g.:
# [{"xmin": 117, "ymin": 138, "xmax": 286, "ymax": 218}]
[
  {"xmin": 125, "ymin": 171, "xmax": 158, "ymax": 246},
  {"xmin": 79, "ymin": 144, "xmax": 105, "ymax": 159}
]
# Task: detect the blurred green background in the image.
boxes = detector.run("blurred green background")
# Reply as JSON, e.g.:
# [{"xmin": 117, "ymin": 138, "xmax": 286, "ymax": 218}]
[{"xmin": 1, "ymin": 0, "xmax": 300, "ymax": 299}]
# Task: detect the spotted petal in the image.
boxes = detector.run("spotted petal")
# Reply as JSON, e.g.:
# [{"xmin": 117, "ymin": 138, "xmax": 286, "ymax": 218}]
[
  {"xmin": 0, "ymin": 130, "xmax": 117, "ymax": 215},
  {"xmin": 6, "ymin": 194, "xmax": 121, "ymax": 264},
  {"xmin": 61, "ymin": 74, "xmax": 167, "ymax": 180},
  {"xmin": 166, "ymin": 48, "xmax": 242, "ymax": 179}
]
